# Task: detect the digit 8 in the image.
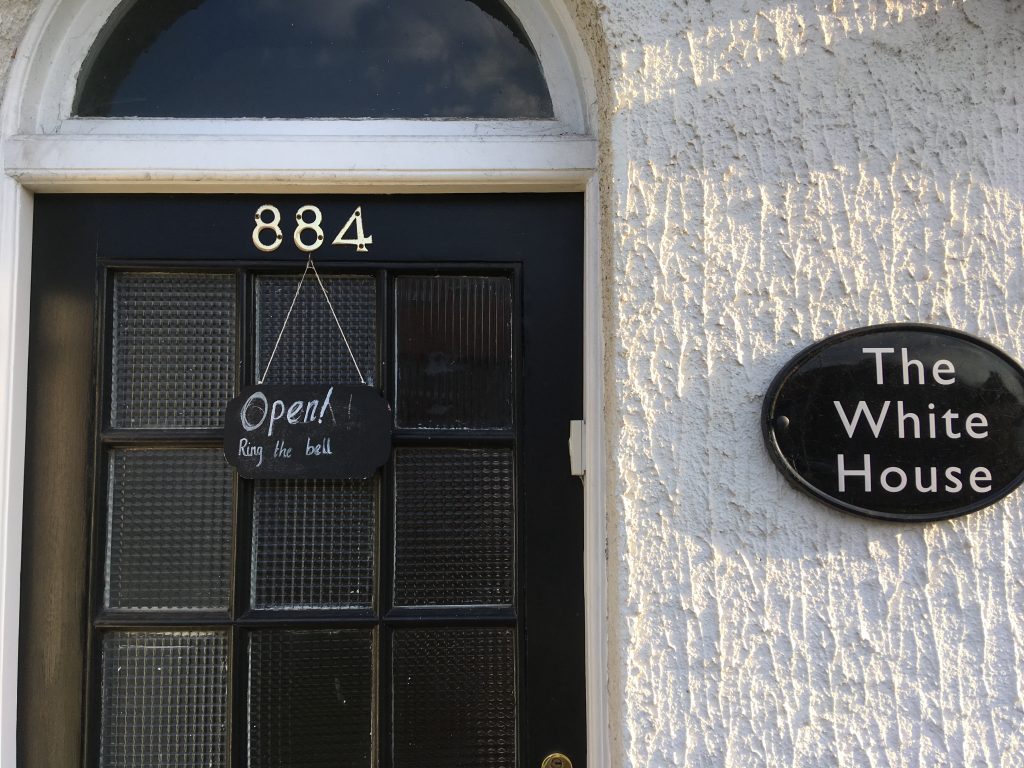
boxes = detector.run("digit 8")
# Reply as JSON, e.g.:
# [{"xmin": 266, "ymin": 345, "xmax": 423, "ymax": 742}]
[
  {"xmin": 252, "ymin": 205, "xmax": 283, "ymax": 252},
  {"xmin": 294, "ymin": 205, "xmax": 325, "ymax": 253}
]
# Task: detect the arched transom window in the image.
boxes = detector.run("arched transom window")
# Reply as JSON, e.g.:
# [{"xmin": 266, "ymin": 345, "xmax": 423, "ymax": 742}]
[{"xmin": 76, "ymin": 0, "xmax": 554, "ymax": 118}]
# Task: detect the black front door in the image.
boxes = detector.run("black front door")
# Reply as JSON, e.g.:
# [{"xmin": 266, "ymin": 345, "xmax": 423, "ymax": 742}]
[{"xmin": 21, "ymin": 194, "xmax": 586, "ymax": 768}]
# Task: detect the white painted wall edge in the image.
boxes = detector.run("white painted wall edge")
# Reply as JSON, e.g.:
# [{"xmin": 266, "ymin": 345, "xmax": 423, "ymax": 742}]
[
  {"xmin": 57, "ymin": 118, "xmax": 577, "ymax": 137},
  {"xmin": 583, "ymin": 174, "xmax": 611, "ymax": 768},
  {"xmin": 4, "ymin": 134, "xmax": 598, "ymax": 191},
  {"xmin": 0, "ymin": 176, "xmax": 32, "ymax": 768}
]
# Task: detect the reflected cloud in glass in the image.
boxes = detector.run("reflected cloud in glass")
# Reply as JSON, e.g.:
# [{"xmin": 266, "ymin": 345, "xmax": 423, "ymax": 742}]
[{"xmin": 76, "ymin": 0, "xmax": 553, "ymax": 118}]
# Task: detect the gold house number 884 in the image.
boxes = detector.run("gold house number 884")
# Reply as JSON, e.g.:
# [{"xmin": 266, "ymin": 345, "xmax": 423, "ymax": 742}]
[{"xmin": 252, "ymin": 204, "xmax": 373, "ymax": 254}]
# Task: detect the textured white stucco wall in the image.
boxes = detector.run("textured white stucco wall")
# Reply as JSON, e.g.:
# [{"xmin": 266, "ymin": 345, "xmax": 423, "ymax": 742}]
[
  {"xmin": 600, "ymin": 0, "xmax": 1024, "ymax": 765},
  {"xmin": 2, "ymin": 0, "xmax": 1023, "ymax": 766},
  {"xmin": 0, "ymin": 0, "xmax": 36, "ymax": 98}
]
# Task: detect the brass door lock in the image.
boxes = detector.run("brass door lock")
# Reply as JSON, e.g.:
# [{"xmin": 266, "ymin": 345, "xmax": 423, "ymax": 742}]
[{"xmin": 541, "ymin": 753, "xmax": 574, "ymax": 768}]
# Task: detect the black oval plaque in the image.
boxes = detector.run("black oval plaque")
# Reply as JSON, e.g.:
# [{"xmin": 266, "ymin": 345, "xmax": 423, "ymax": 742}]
[
  {"xmin": 763, "ymin": 324, "xmax": 1024, "ymax": 521},
  {"xmin": 224, "ymin": 384, "xmax": 391, "ymax": 479}
]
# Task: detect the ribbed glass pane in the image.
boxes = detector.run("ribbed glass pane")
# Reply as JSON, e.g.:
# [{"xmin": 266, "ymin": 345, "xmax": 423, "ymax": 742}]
[
  {"xmin": 111, "ymin": 272, "xmax": 235, "ymax": 429},
  {"xmin": 248, "ymin": 630, "xmax": 375, "ymax": 768},
  {"xmin": 75, "ymin": 0, "xmax": 552, "ymax": 118},
  {"xmin": 106, "ymin": 449, "xmax": 233, "ymax": 611},
  {"xmin": 100, "ymin": 632, "xmax": 229, "ymax": 768},
  {"xmin": 395, "ymin": 276, "xmax": 513, "ymax": 429},
  {"xmin": 256, "ymin": 274, "xmax": 376, "ymax": 386},
  {"xmin": 394, "ymin": 449, "xmax": 514, "ymax": 606},
  {"xmin": 251, "ymin": 479, "xmax": 376, "ymax": 609},
  {"xmin": 392, "ymin": 628, "xmax": 516, "ymax": 768}
]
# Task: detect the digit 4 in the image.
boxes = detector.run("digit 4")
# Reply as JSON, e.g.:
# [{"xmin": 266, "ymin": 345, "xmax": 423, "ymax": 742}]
[{"xmin": 333, "ymin": 207, "xmax": 373, "ymax": 252}]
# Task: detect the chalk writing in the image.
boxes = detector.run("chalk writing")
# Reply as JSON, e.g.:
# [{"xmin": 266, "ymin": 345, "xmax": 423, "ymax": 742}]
[{"xmin": 224, "ymin": 384, "xmax": 391, "ymax": 479}]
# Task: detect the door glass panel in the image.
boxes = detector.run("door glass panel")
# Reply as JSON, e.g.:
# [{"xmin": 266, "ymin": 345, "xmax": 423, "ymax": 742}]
[
  {"xmin": 251, "ymin": 479, "xmax": 376, "ymax": 610},
  {"xmin": 392, "ymin": 627, "xmax": 517, "ymax": 768},
  {"xmin": 100, "ymin": 631, "xmax": 229, "ymax": 768},
  {"xmin": 256, "ymin": 274, "xmax": 377, "ymax": 386},
  {"xmin": 248, "ymin": 630, "xmax": 375, "ymax": 768},
  {"xmin": 106, "ymin": 448, "xmax": 233, "ymax": 611},
  {"xmin": 111, "ymin": 272, "xmax": 236, "ymax": 430},
  {"xmin": 393, "ymin": 448, "xmax": 514, "ymax": 607},
  {"xmin": 74, "ymin": 0, "xmax": 553, "ymax": 118},
  {"xmin": 395, "ymin": 276, "xmax": 513, "ymax": 429}
]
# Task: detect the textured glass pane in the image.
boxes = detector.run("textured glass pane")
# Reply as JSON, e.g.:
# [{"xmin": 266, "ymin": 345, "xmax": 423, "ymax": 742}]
[
  {"xmin": 100, "ymin": 632, "xmax": 228, "ymax": 768},
  {"xmin": 394, "ymin": 449, "xmax": 514, "ymax": 606},
  {"xmin": 75, "ymin": 0, "xmax": 552, "ymax": 118},
  {"xmin": 257, "ymin": 274, "xmax": 376, "ymax": 386},
  {"xmin": 248, "ymin": 630, "xmax": 375, "ymax": 768},
  {"xmin": 396, "ymin": 276, "xmax": 513, "ymax": 429},
  {"xmin": 251, "ymin": 479, "xmax": 375, "ymax": 609},
  {"xmin": 111, "ymin": 272, "xmax": 236, "ymax": 430},
  {"xmin": 106, "ymin": 449, "xmax": 232, "ymax": 611},
  {"xmin": 392, "ymin": 628, "xmax": 516, "ymax": 768}
]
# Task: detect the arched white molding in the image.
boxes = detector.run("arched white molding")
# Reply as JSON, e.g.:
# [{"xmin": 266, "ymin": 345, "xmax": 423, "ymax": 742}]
[
  {"xmin": 0, "ymin": 1, "xmax": 607, "ymax": 766},
  {"xmin": 3, "ymin": 0, "xmax": 599, "ymax": 189}
]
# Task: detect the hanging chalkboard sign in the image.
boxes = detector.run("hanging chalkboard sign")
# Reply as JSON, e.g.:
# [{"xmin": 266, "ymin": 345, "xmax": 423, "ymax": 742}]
[
  {"xmin": 763, "ymin": 324, "xmax": 1024, "ymax": 522},
  {"xmin": 224, "ymin": 384, "xmax": 391, "ymax": 479}
]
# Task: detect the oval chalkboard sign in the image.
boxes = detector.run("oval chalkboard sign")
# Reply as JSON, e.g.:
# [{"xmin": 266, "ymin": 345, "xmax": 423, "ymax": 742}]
[
  {"xmin": 763, "ymin": 324, "xmax": 1024, "ymax": 521},
  {"xmin": 224, "ymin": 384, "xmax": 391, "ymax": 479}
]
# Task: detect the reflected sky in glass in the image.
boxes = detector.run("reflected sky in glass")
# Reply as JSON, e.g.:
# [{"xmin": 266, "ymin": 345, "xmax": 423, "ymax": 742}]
[{"xmin": 76, "ymin": 0, "xmax": 553, "ymax": 118}]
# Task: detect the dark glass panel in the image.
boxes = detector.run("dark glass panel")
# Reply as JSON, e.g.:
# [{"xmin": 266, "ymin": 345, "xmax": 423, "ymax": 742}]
[
  {"xmin": 256, "ymin": 274, "xmax": 376, "ymax": 387},
  {"xmin": 395, "ymin": 275, "xmax": 513, "ymax": 429},
  {"xmin": 248, "ymin": 630, "xmax": 375, "ymax": 768},
  {"xmin": 111, "ymin": 272, "xmax": 236, "ymax": 429},
  {"xmin": 392, "ymin": 628, "xmax": 516, "ymax": 768},
  {"xmin": 99, "ymin": 631, "xmax": 229, "ymax": 768},
  {"xmin": 76, "ymin": 0, "xmax": 553, "ymax": 118},
  {"xmin": 251, "ymin": 478, "xmax": 376, "ymax": 610},
  {"xmin": 394, "ymin": 448, "xmax": 514, "ymax": 606},
  {"xmin": 106, "ymin": 448, "xmax": 233, "ymax": 611}
]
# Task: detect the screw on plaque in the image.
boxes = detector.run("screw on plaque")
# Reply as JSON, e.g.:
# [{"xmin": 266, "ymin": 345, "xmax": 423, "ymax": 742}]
[{"xmin": 541, "ymin": 753, "xmax": 573, "ymax": 768}]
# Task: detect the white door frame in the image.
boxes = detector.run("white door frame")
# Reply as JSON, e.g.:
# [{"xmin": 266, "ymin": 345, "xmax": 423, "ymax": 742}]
[{"xmin": 0, "ymin": 0, "xmax": 609, "ymax": 765}]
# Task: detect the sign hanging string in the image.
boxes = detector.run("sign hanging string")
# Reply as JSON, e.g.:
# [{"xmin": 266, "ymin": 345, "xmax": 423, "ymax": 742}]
[{"xmin": 258, "ymin": 256, "xmax": 366, "ymax": 385}]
